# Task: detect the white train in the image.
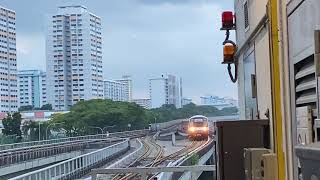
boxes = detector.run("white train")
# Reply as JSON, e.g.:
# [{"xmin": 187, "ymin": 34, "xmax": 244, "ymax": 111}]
[{"xmin": 187, "ymin": 115, "xmax": 209, "ymax": 140}]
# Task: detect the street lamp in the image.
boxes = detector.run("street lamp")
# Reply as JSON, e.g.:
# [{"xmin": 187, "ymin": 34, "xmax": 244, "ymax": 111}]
[
  {"xmin": 38, "ymin": 121, "xmax": 41, "ymax": 141},
  {"xmin": 154, "ymin": 117, "xmax": 157, "ymax": 131},
  {"xmin": 89, "ymin": 126, "xmax": 103, "ymax": 134},
  {"xmin": 46, "ymin": 122, "xmax": 65, "ymax": 140}
]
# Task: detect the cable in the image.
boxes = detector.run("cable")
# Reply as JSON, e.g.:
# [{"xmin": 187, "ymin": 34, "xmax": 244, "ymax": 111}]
[
  {"xmin": 224, "ymin": 30, "xmax": 230, "ymax": 42},
  {"xmin": 227, "ymin": 63, "xmax": 237, "ymax": 83},
  {"xmin": 223, "ymin": 30, "xmax": 238, "ymax": 83}
]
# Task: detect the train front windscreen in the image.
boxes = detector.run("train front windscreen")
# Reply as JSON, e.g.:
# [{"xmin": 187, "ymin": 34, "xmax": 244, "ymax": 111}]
[{"xmin": 190, "ymin": 119, "xmax": 208, "ymax": 127}]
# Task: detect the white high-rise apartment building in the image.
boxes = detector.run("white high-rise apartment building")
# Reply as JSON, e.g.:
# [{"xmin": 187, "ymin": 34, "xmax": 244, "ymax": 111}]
[
  {"xmin": 115, "ymin": 75, "xmax": 132, "ymax": 102},
  {"xmin": 0, "ymin": 6, "xmax": 18, "ymax": 113},
  {"xmin": 46, "ymin": 6, "xmax": 103, "ymax": 110},
  {"xmin": 149, "ymin": 74, "xmax": 182, "ymax": 109},
  {"xmin": 18, "ymin": 70, "xmax": 47, "ymax": 108},
  {"xmin": 103, "ymin": 80, "xmax": 127, "ymax": 102}
]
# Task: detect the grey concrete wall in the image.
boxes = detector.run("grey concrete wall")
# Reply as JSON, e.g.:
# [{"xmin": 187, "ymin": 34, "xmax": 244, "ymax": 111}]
[
  {"xmin": 234, "ymin": 0, "xmax": 271, "ymax": 120},
  {"xmin": 288, "ymin": 0, "xmax": 320, "ymax": 63},
  {"xmin": 287, "ymin": 0, "xmax": 320, "ymax": 179},
  {"xmin": 234, "ymin": 0, "xmax": 269, "ymax": 47}
]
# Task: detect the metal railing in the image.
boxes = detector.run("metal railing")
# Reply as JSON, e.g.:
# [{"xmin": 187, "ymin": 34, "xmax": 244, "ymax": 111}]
[
  {"xmin": 9, "ymin": 139, "xmax": 130, "ymax": 180},
  {"xmin": 159, "ymin": 138, "xmax": 214, "ymax": 179},
  {"xmin": 90, "ymin": 165, "xmax": 216, "ymax": 180},
  {"xmin": 0, "ymin": 140, "xmax": 86, "ymax": 167},
  {"xmin": 0, "ymin": 129, "xmax": 147, "ymax": 151}
]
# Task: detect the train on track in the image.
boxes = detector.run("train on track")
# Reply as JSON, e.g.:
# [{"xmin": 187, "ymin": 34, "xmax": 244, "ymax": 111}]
[{"xmin": 187, "ymin": 115, "xmax": 209, "ymax": 140}]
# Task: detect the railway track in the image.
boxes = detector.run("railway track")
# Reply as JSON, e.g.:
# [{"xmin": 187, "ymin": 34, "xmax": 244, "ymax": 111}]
[
  {"xmin": 114, "ymin": 138, "xmax": 204, "ymax": 180},
  {"xmin": 113, "ymin": 137, "xmax": 164, "ymax": 180},
  {"xmin": 148, "ymin": 139, "xmax": 211, "ymax": 179}
]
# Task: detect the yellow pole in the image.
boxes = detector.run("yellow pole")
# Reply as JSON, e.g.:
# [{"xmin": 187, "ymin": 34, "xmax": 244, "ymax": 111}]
[{"xmin": 268, "ymin": 0, "xmax": 286, "ymax": 179}]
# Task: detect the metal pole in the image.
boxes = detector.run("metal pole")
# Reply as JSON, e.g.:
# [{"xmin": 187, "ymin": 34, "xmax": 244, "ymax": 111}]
[
  {"xmin": 46, "ymin": 122, "xmax": 64, "ymax": 140},
  {"xmin": 38, "ymin": 122, "xmax": 41, "ymax": 141},
  {"xmin": 154, "ymin": 117, "xmax": 157, "ymax": 131},
  {"xmin": 91, "ymin": 173, "xmax": 97, "ymax": 180},
  {"xmin": 46, "ymin": 124, "xmax": 50, "ymax": 140},
  {"xmin": 141, "ymin": 172, "xmax": 148, "ymax": 180}
]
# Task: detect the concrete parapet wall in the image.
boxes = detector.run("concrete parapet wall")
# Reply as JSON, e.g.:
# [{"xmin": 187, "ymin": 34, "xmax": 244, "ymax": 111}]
[
  {"xmin": 158, "ymin": 140, "xmax": 215, "ymax": 180},
  {"xmin": 0, "ymin": 151, "xmax": 82, "ymax": 177},
  {"xmin": 10, "ymin": 139, "xmax": 130, "ymax": 180},
  {"xmin": 107, "ymin": 139, "xmax": 144, "ymax": 168}
]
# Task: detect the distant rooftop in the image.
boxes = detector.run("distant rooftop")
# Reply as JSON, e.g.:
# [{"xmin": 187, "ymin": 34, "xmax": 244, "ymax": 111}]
[
  {"xmin": 133, "ymin": 98, "xmax": 151, "ymax": 100},
  {"xmin": 56, "ymin": 5, "xmax": 91, "ymax": 15},
  {"xmin": 103, "ymin": 79, "xmax": 126, "ymax": 85},
  {"xmin": 17, "ymin": 70, "xmax": 45, "ymax": 76},
  {"xmin": 58, "ymin": 5, "xmax": 87, "ymax": 10},
  {"xmin": 0, "ymin": 5, "xmax": 15, "ymax": 13}
]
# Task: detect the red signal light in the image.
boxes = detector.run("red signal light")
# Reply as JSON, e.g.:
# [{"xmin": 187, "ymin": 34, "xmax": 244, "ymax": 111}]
[{"xmin": 221, "ymin": 11, "xmax": 234, "ymax": 30}]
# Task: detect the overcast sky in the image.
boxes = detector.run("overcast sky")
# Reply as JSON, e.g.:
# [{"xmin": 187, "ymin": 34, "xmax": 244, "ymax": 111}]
[{"xmin": 0, "ymin": 0, "xmax": 237, "ymax": 102}]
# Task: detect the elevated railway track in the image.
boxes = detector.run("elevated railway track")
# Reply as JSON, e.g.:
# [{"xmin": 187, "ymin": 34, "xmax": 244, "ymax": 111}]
[
  {"xmin": 0, "ymin": 130, "xmax": 148, "ymax": 168},
  {"xmin": 112, "ymin": 138, "xmax": 207, "ymax": 180},
  {"xmin": 3, "ymin": 119, "xmax": 216, "ymax": 180}
]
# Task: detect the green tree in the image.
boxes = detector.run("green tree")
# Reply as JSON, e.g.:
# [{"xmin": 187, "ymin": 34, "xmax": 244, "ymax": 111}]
[
  {"xmin": 21, "ymin": 120, "xmax": 50, "ymax": 141},
  {"xmin": 2, "ymin": 112, "xmax": 22, "ymax": 141},
  {"xmin": 51, "ymin": 99, "xmax": 148, "ymax": 136},
  {"xmin": 148, "ymin": 103, "xmax": 238, "ymax": 123},
  {"xmin": 220, "ymin": 107, "xmax": 238, "ymax": 115},
  {"xmin": 40, "ymin": 104, "xmax": 53, "ymax": 110},
  {"xmin": 49, "ymin": 99, "xmax": 238, "ymax": 135},
  {"xmin": 18, "ymin": 105, "xmax": 34, "ymax": 112}
]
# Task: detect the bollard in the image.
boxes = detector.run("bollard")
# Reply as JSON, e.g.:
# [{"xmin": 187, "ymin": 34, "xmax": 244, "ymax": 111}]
[
  {"xmin": 172, "ymin": 133, "xmax": 176, "ymax": 146},
  {"xmin": 141, "ymin": 172, "xmax": 148, "ymax": 180},
  {"xmin": 91, "ymin": 173, "xmax": 97, "ymax": 180}
]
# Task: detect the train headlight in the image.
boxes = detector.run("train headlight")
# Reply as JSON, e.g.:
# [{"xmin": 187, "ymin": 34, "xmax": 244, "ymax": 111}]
[
  {"xmin": 189, "ymin": 127, "xmax": 195, "ymax": 132},
  {"xmin": 202, "ymin": 127, "xmax": 208, "ymax": 131}
]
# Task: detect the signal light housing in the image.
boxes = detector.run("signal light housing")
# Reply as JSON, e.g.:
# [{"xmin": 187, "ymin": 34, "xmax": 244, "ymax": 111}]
[
  {"xmin": 221, "ymin": 11, "xmax": 235, "ymax": 30},
  {"xmin": 223, "ymin": 43, "xmax": 236, "ymax": 64},
  {"xmin": 220, "ymin": 10, "xmax": 238, "ymax": 83}
]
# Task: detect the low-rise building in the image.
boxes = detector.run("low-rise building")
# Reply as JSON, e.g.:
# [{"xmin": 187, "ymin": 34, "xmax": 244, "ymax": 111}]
[
  {"xmin": 103, "ymin": 80, "xmax": 128, "ymax": 102},
  {"xmin": 132, "ymin": 98, "xmax": 151, "ymax": 109},
  {"xmin": 114, "ymin": 75, "xmax": 132, "ymax": 102},
  {"xmin": 182, "ymin": 98, "xmax": 193, "ymax": 106},
  {"xmin": 18, "ymin": 70, "xmax": 47, "ymax": 108},
  {"xmin": 200, "ymin": 95, "xmax": 238, "ymax": 110},
  {"xmin": 21, "ymin": 110, "xmax": 68, "ymax": 122}
]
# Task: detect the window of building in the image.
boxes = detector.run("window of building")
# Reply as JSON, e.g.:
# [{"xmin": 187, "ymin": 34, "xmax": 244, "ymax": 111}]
[{"xmin": 244, "ymin": 1, "xmax": 249, "ymax": 30}]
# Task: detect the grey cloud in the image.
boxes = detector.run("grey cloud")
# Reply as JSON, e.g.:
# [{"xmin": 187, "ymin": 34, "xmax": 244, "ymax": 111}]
[{"xmin": 1, "ymin": 0, "xmax": 237, "ymax": 100}]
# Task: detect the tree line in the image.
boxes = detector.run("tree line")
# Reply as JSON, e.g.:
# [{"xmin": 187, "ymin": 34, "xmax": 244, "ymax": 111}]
[
  {"xmin": 146, "ymin": 103, "xmax": 238, "ymax": 123},
  {"xmin": 1, "ymin": 99, "xmax": 238, "ymax": 142},
  {"xmin": 18, "ymin": 103, "xmax": 53, "ymax": 112}
]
